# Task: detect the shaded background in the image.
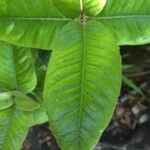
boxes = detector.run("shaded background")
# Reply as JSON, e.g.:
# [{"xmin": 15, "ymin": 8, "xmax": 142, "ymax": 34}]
[{"xmin": 23, "ymin": 45, "xmax": 150, "ymax": 150}]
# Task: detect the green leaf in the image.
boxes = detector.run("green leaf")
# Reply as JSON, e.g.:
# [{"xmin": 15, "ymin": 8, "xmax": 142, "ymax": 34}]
[
  {"xmin": 96, "ymin": 0, "xmax": 150, "ymax": 45},
  {"xmin": 33, "ymin": 106, "xmax": 48, "ymax": 124},
  {"xmin": 0, "ymin": 106, "xmax": 47, "ymax": 149},
  {"xmin": 122, "ymin": 64, "xmax": 134, "ymax": 70},
  {"xmin": 0, "ymin": 42, "xmax": 37, "ymax": 93},
  {"xmin": 13, "ymin": 91, "xmax": 40, "ymax": 111},
  {"xmin": 83, "ymin": 0, "xmax": 106, "ymax": 16},
  {"xmin": 52, "ymin": 0, "xmax": 106, "ymax": 18},
  {"xmin": 52, "ymin": 0, "xmax": 80, "ymax": 18},
  {"xmin": 43, "ymin": 21, "xmax": 122, "ymax": 150},
  {"xmin": 0, "ymin": 92, "xmax": 14, "ymax": 110},
  {"xmin": 0, "ymin": 0, "xmax": 69, "ymax": 49},
  {"xmin": 122, "ymin": 75, "xmax": 143, "ymax": 95},
  {"xmin": 0, "ymin": 91, "xmax": 48, "ymax": 149}
]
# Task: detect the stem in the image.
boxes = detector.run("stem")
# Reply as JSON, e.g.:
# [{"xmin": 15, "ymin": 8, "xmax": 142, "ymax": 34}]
[{"xmin": 80, "ymin": 0, "xmax": 83, "ymax": 12}]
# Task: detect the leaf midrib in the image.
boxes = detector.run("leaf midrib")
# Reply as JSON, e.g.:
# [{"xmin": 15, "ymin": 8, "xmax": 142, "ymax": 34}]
[
  {"xmin": 91, "ymin": 15, "xmax": 150, "ymax": 20},
  {"xmin": 77, "ymin": 24, "xmax": 86, "ymax": 150},
  {"xmin": 10, "ymin": 48, "xmax": 18, "ymax": 90},
  {"xmin": 76, "ymin": 0, "xmax": 85, "ymax": 148},
  {"xmin": 0, "ymin": 13, "xmax": 150, "ymax": 22},
  {"xmin": 0, "ymin": 17, "xmax": 71, "ymax": 21}
]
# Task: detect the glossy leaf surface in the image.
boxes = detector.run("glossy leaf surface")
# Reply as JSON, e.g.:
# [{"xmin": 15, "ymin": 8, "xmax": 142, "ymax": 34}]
[
  {"xmin": 0, "ymin": 91, "xmax": 47, "ymax": 150},
  {"xmin": 97, "ymin": 0, "xmax": 150, "ymax": 45},
  {"xmin": 52, "ymin": 0, "xmax": 80, "ymax": 18},
  {"xmin": 0, "ymin": 92, "xmax": 13, "ymax": 110},
  {"xmin": 0, "ymin": 0, "xmax": 68, "ymax": 49},
  {"xmin": 0, "ymin": 42, "xmax": 36, "ymax": 93},
  {"xmin": 44, "ymin": 21, "xmax": 122, "ymax": 150},
  {"xmin": 52, "ymin": 0, "xmax": 106, "ymax": 17},
  {"xmin": 83, "ymin": 0, "xmax": 106, "ymax": 16}
]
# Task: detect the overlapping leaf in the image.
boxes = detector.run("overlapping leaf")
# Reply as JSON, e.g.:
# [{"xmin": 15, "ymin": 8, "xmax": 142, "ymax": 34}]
[
  {"xmin": 0, "ymin": 0, "xmax": 149, "ymax": 48},
  {"xmin": 0, "ymin": 0, "xmax": 69, "ymax": 49},
  {"xmin": 52, "ymin": 0, "xmax": 106, "ymax": 17},
  {"xmin": 52, "ymin": 0, "xmax": 80, "ymax": 18},
  {"xmin": 0, "ymin": 42, "xmax": 48, "ymax": 149},
  {"xmin": 0, "ymin": 41, "xmax": 36, "ymax": 93},
  {"xmin": 0, "ymin": 91, "xmax": 48, "ymax": 150},
  {"xmin": 0, "ymin": 0, "xmax": 149, "ymax": 150},
  {"xmin": 43, "ymin": 21, "xmax": 122, "ymax": 150},
  {"xmin": 83, "ymin": 0, "xmax": 106, "ymax": 16},
  {"xmin": 97, "ymin": 0, "xmax": 150, "ymax": 45}
]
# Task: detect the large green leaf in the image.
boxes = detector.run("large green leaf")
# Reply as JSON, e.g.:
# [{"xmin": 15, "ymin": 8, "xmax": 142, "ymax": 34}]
[
  {"xmin": 0, "ymin": 42, "xmax": 36, "ymax": 93},
  {"xmin": 96, "ymin": 0, "xmax": 150, "ymax": 45},
  {"xmin": 43, "ymin": 21, "xmax": 122, "ymax": 150},
  {"xmin": 0, "ymin": 91, "xmax": 48, "ymax": 150},
  {"xmin": 0, "ymin": 0, "xmax": 69, "ymax": 49}
]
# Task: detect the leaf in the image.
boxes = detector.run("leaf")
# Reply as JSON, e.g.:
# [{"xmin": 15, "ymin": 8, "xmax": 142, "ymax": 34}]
[
  {"xmin": 52, "ymin": 0, "xmax": 106, "ymax": 18},
  {"xmin": 0, "ymin": 91, "xmax": 48, "ymax": 149},
  {"xmin": 122, "ymin": 75, "xmax": 143, "ymax": 95},
  {"xmin": 0, "ymin": 104, "xmax": 47, "ymax": 149},
  {"xmin": 0, "ymin": 0, "xmax": 69, "ymax": 49},
  {"xmin": 43, "ymin": 21, "xmax": 122, "ymax": 150},
  {"xmin": 0, "ymin": 92, "xmax": 14, "ymax": 110},
  {"xmin": 122, "ymin": 64, "xmax": 134, "ymax": 70},
  {"xmin": 0, "ymin": 42, "xmax": 37, "ymax": 93},
  {"xmin": 13, "ymin": 91, "xmax": 40, "ymax": 111},
  {"xmin": 83, "ymin": 0, "xmax": 106, "ymax": 16},
  {"xmin": 52, "ymin": 0, "xmax": 80, "ymax": 18},
  {"xmin": 96, "ymin": 0, "xmax": 150, "ymax": 45}
]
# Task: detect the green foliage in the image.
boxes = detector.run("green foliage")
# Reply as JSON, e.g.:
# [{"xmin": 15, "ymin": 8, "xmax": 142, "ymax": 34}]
[
  {"xmin": 122, "ymin": 75, "xmax": 143, "ymax": 95},
  {"xmin": 43, "ymin": 21, "xmax": 121, "ymax": 149},
  {"xmin": 0, "ymin": 42, "xmax": 36, "ymax": 92},
  {"xmin": 0, "ymin": 0, "xmax": 149, "ymax": 150},
  {"xmin": 98, "ymin": 0, "xmax": 150, "ymax": 45}
]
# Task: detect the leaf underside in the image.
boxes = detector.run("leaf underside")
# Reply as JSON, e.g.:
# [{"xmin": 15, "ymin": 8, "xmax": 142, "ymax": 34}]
[{"xmin": 43, "ymin": 21, "xmax": 122, "ymax": 150}]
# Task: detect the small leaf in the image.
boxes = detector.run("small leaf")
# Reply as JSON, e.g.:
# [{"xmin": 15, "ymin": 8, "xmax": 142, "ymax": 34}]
[
  {"xmin": 0, "ymin": 105, "xmax": 48, "ymax": 149},
  {"xmin": 122, "ymin": 64, "xmax": 134, "ymax": 70},
  {"xmin": 0, "ymin": 92, "xmax": 14, "ymax": 110},
  {"xmin": 83, "ymin": 0, "xmax": 106, "ymax": 16},
  {"xmin": 52, "ymin": 0, "xmax": 107, "ymax": 17},
  {"xmin": 123, "ymin": 75, "xmax": 143, "ymax": 95},
  {"xmin": 13, "ymin": 91, "xmax": 40, "ymax": 111},
  {"xmin": 52, "ymin": 0, "xmax": 80, "ymax": 18}
]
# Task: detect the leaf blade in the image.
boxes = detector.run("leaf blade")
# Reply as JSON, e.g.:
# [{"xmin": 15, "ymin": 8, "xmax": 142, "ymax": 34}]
[
  {"xmin": 0, "ymin": 104, "xmax": 47, "ymax": 149},
  {"xmin": 83, "ymin": 0, "xmax": 106, "ymax": 16},
  {"xmin": 0, "ymin": 0, "xmax": 69, "ymax": 49},
  {"xmin": 43, "ymin": 21, "xmax": 122, "ymax": 150},
  {"xmin": 0, "ymin": 91, "xmax": 48, "ymax": 150},
  {"xmin": 96, "ymin": 0, "xmax": 150, "ymax": 45},
  {"xmin": 0, "ymin": 42, "xmax": 37, "ymax": 93}
]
